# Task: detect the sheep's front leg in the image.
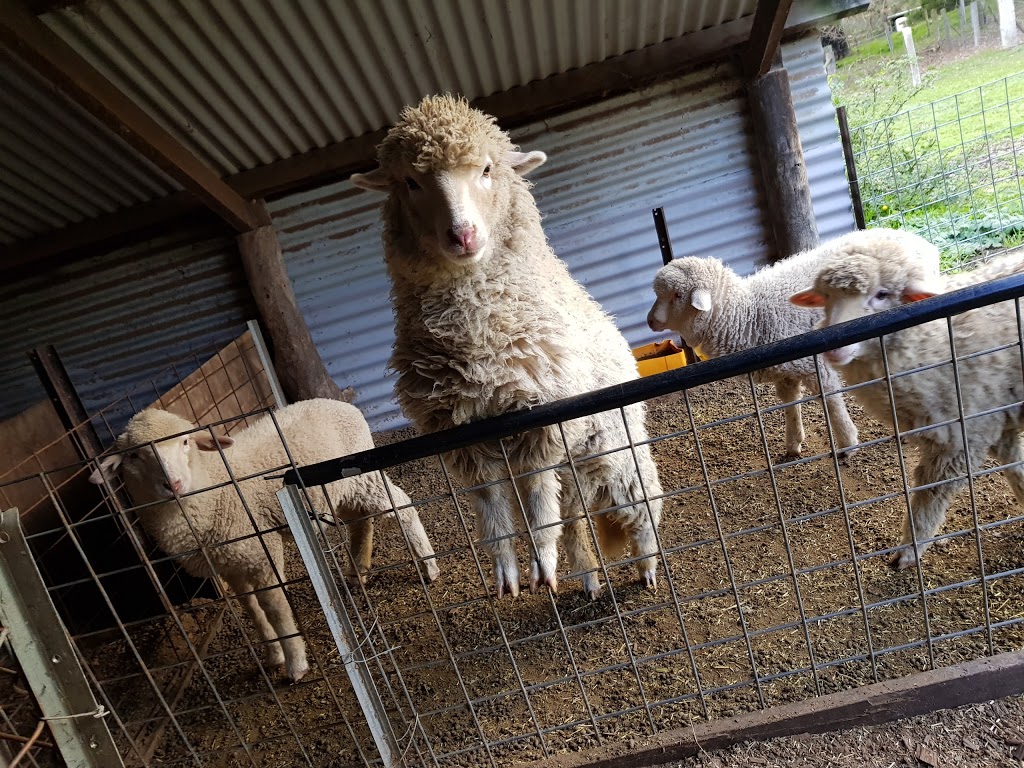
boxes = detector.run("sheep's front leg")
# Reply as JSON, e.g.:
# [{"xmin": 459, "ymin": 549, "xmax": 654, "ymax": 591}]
[
  {"xmin": 515, "ymin": 469, "xmax": 563, "ymax": 594},
  {"xmin": 818, "ymin": 367, "xmax": 859, "ymax": 453},
  {"xmin": 774, "ymin": 379, "xmax": 805, "ymax": 458},
  {"xmin": 347, "ymin": 518, "xmax": 374, "ymax": 585},
  {"xmin": 892, "ymin": 450, "xmax": 969, "ymax": 570},
  {"xmin": 470, "ymin": 482, "xmax": 520, "ymax": 597},
  {"xmin": 231, "ymin": 575, "xmax": 285, "ymax": 669},
  {"xmin": 254, "ymin": 543, "xmax": 308, "ymax": 682}
]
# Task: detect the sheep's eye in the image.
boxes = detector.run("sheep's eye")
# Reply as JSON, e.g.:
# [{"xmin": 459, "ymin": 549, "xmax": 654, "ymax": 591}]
[
  {"xmin": 874, "ymin": 289, "xmax": 891, "ymax": 300},
  {"xmin": 675, "ymin": 292, "xmax": 684, "ymax": 300},
  {"xmin": 405, "ymin": 177, "xmax": 420, "ymax": 191},
  {"xmin": 482, "ymin": 165, "xmax": 491, "ymax": 178}
]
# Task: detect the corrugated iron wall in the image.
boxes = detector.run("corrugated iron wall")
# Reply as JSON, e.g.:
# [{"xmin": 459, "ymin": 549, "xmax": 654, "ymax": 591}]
[
  {"xmin": 0, "ymin": 49, "xmax": 180, "ymax": 245},
  {"xmin": 273, "ymin": 34, "xmax": 855, "ymax": 430},
  {"xmin": 0, "ymin": 230, "xmax": 254, "ymax": 428}
]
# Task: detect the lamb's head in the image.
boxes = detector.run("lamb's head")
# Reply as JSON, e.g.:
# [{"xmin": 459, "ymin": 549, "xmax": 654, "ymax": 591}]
[
  {"xmin": 647, "ymin": 257, "xmax": 730, "ymax": 348},
  {"xmin": 790, "ymin": 247, "xmax": 938, "ymax": 366},
  {"xmin": 350, "ymin": 94, "xmax": 546, "ymax": 266},
  {"xmin": 88, "ymin": 409, "xmax": 234, "ymax": 502}
]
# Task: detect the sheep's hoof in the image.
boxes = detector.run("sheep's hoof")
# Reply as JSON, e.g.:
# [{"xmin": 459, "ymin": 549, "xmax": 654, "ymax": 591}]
[
  {"xmin": 640, "ymin": 571, "xmax": 658, "ymax": 590},
  {"xmin": 494, "ymin": 569, "xmax": 520, "ymax": 599},
  {"xmin": 529, "ymin": 573, "xmax": 558, "ymax": 595},
  {"xmin": 423, "ymin": 558, "xmax": 441, "ymax": 583},
  {"xmin": 581, "ymin": 573, "xmax": 604, "ymax": 601},
  {"xmin": 286, "ymin": 659, "xmax": 310, "ymax": 684},
  {"xmin": 888, "ymin": 549, "xmax": 918, "ymax": 570}
]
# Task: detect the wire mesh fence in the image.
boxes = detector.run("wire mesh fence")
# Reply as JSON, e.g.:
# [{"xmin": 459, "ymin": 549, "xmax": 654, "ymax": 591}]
[
  {"xmin": 3, "ymin": 270, "xmax": 1024, "ymax": 767},
  {"xmin": 849, "ymin": 70, "xmax": 1024, "ymax": 268}
]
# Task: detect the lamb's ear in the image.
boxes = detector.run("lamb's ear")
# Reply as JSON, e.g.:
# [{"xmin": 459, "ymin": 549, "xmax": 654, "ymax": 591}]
[
  {"xmin": 505, "ymin": 151, "xmax": 547, "ymax": 176},
  {"xmin": 350, "ymin": 168, "xmax": 391, "ymax": 193},
  {"xmin": 88, "ymin": 454, "xmax": 122, "ymax": 484},
  {"xmin": 691, "ymin": 288, "xmax": 713, "ymax": 312},
  {"xmin": 901, "ymin": 280, "xmax": 938, "ymax": 303},
  {"xmin": 790, "ymin": 288, "xmax": 826, "ymax": 308},
  {"xmin": 194, "ymin": 434, "xmax": 235, "ymax": 452}
]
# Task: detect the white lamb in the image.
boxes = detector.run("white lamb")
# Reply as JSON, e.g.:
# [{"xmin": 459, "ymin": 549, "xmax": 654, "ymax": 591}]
[
  {"xmin": 351, "ymin": 94, "xmax": 663, "ymax": 599},
  {"xmin": 646, "ymin": 229, "xmax": 941, "ymax": 457},
  {"xmin": 790, "ymin": 243, "xmax": 1024, "ymax": 569},
  {"xmin": 89, "ymin": 399, "xmax": 439, "ymax": 681}
]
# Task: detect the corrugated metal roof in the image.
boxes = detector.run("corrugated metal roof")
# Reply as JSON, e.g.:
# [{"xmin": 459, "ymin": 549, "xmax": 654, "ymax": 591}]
[
  {"xmin": 39, "ymin": 0, "xmax": 758, "ymax": 176},
  {"xmin": 0, "ymin": 47, "xmax": 180, "ymax": 246},
  {"xmin": 0, "ymin": 228, "xmax": 254, "ymax": 424},
  {"xmin": 271, "ymin": 35, "xmax": 850, "ymax": 431}
]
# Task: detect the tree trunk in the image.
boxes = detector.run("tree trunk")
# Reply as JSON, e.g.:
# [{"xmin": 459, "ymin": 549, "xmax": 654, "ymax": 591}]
[{"xmin": 236, "ymin": 200, "xmax": 355, "ymax": 404}]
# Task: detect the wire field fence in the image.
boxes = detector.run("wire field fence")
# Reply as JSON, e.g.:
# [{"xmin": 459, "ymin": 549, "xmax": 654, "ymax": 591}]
[
  {"xmin": 3, "ymin": 272, "xmax": 1024, "ymax": 767},
  {"xmin": 849, "ymin": 70, "xmax": 1024, "ymax": 267}
]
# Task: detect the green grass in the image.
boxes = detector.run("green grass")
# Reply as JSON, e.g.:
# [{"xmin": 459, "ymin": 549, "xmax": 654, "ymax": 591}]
[{"xmin": 832, "ymin": 39, "xmax": 1024, "ymax": 267}]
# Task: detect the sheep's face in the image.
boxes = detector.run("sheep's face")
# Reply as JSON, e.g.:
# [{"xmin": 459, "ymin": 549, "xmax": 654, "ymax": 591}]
[
  {"xmin": 647, "ymin": 260, "xmax": 717, "ymax": 347},
  {"xmin": 353, "ymin": 151, "xmax": 546, "ymax": 266},
  {"xmin": 790, "ymin": 279, "xmax": 937, "ymax": 366},
  {"xmin": 88, "ymin": 411, "xmax": 233, "ymax": 503}
]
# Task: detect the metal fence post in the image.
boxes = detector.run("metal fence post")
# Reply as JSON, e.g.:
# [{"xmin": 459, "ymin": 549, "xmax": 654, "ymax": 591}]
[
  {"xmin": 0, "ymin": 509, "xmax": 124, "ymax": 768},
  {"xmin": 276, "ymin": 486, "xmax": 402, "ymax": 767},
  {"xmin": 247, "ymin": 318, "xmax": 289, "ymax": 409}
]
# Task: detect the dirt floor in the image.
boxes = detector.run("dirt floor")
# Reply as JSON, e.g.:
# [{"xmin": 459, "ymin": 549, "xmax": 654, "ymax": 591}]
[
  {"xmin": 671, "ymin": 694, "xmax": 1024, "ymax": 768},
  {"xmin": 71, "ymin": 374, "xmax": 1024, "ymax": 767}
]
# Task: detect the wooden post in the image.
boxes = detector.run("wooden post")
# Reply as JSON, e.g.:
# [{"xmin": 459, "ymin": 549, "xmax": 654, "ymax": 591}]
[
  {"xmin": 747, "ymin": 65, "xmax": 819, "ymax": 259},
  {"xmin": 884, "ymin": 18, "xmax": 894, "ymax": 52},
  {"xmin": 972, "ymin": 2, "xmax": 981, "ymax": 47},
  {"xmin": 236, "ymin": 200, "xmax": 355, "ymax": 404},
  {"xmin": 959, "ymin": 0, "xmax": 968, "ymax": 41}
]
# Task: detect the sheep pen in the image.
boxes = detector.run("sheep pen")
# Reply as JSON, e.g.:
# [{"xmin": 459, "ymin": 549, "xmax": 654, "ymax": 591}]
[{"xmin": 39, "ymin": 377, "xmax": 1022, "ymax": 767}]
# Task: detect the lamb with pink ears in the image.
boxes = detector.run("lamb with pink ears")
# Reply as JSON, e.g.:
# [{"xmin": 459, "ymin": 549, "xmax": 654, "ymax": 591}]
[
  {"xmin": 89, "ymin": 398, "xmax": 438, "ymax": 682},
  {"xmin": 790, "ymin": 242, "xmax": 1024, "ymax": 569}
]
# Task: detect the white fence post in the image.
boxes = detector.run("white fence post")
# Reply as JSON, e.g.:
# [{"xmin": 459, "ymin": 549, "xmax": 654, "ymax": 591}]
[
  {"xmin": 971, "ymin": 2, "xmax": 980, "ymax": 48},
  {"xmin": 897, "ymin": 17, "xmax": 921, "ymax": 87},
  {"xmin": 998, "ymin": 0, "xmax": 1019, "ymax": 48}
]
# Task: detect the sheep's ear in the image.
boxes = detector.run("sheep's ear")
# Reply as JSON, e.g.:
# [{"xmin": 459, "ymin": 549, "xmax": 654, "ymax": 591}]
[
  {"xmin": 790, "ymin": 288, "xmax": 826, "ymax": 308},
  {"xmin": 194, "ymin": 434, "xmax": 235, "ymax": 452},
  {"xmin": 505, "ymin": 151, "xmax": 547, "ymax": 176},
  {"xmin": 88, "ymin": 454, "xmax": 122, "ymax": 484},
  {"xmin": 690, "ymin": 288, "xmax": 713, "ymax": 312},
  {"xmin": 901, "ymin": 281, "xmax": 938, "ymax": 303},
  {"xmin": 350, "ymin": 168, "xmax": 391, "ymax": 193}
]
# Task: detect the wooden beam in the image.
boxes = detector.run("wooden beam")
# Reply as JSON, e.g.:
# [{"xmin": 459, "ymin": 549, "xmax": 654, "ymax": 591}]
[
  {"xmin": 744, "ymin": 0, "xmax": 796, "ymax": 79},
  {"xmin": 0, "ymin": 0, "xmax": 268, "ymax": 233},
  {"xmin": 523, "ymin": 651, "xmax": 1024, "ymax": 768},
  {"xmin": 748, "ymin": 67, "xmax": 819, "ymax": 258},
  {"xmin": 235, "ymin": 200, "xmax": 355, "ymax": 404}
]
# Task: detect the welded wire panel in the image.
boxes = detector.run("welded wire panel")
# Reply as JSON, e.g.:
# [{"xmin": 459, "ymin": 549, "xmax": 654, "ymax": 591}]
[
  {"xmin": 850, "ymin": 70, "xmax": 1024, "ymax": 269},
  {"xmin": 275, "ymin": 278, "xmax": 1024, "ymax": 765}
]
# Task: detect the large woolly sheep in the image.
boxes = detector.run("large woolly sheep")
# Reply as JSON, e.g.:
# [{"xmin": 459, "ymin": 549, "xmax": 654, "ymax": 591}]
[
  {"xmin": 351, "ymin": 94, "xmax": 663, "ymax": 599},
  {"xmin": 790, "ymin": 245, "xmax": 1024, "ymax": 569},
  {"xmin": 89, "ymin": 399, "xmax": 438, "ymax": 681},
  {"xmin": 646, "ymin": 229, "xmax": 941, "ymax": 458}
]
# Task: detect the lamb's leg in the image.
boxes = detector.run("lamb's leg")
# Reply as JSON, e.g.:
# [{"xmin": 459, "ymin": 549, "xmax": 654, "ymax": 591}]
[
  {"xmin": 892, "ymin": 448, "xmax": 969, "ymax": 570},
  {"xmin": 558, "ymin": 469, "xmax": 603, "ymax": 599},
  {"xmin": 470, "ymin": 482, "xmax": 521, "ymax": 598},
  {"xmin": 347, "ymin": 518, "xmax": 374, "ymax": 585},
  {"xmin": 774, "ymin": 379, "xmax": 805, "ymax": 458},
  {"xmin": 817, "ymin": 367, "xmax": 859, "ymax": 453},
  {"xmin": 230, "ymin": 575, "xmax": 285, "ymax": 669},
  {"xmin": 515, "ymin": 469, "xmax": 563, "ymax": 594},
  {"xmin": 253, "ymin": 544, "xmax": 308, "ymax": 682},
  {"xmin": 380, "ymin": 474, "xmax": 440, "ymax": 582}
]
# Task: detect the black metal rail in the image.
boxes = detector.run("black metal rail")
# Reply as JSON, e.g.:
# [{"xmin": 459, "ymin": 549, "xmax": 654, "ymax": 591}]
[{"xmin": 283, "ymin": 271, "xmax": 1024, "ymax": 487}]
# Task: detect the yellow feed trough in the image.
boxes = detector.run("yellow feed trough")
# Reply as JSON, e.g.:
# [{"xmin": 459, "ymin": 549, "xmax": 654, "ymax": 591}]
[{"xmin": 632, "ymin": 339, "xmax": 688, "ymax": 377}]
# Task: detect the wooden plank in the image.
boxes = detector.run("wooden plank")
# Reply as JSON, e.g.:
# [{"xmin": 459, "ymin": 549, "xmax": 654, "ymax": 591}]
[
  {"xmin": 525, "ymin": 651, "xmax": 1024, "ymax": 768},
  {"xmin": 744, "ymin": 0, "xmax": 796, "ymax": 79},
  {"xmin": 0, "ymin": 0, "xmax": 268, "ymax": 233}
]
